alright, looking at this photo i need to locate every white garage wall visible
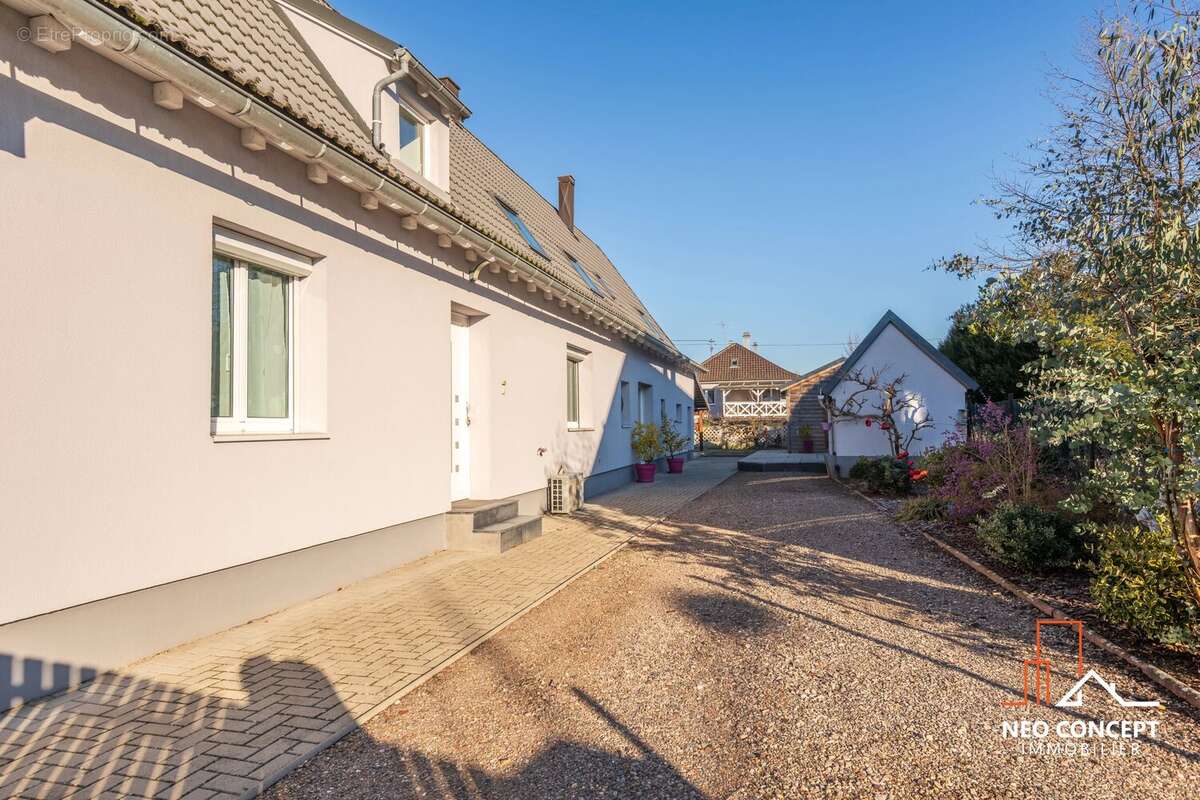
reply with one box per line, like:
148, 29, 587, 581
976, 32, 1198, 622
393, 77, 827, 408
830, 323, 970, 459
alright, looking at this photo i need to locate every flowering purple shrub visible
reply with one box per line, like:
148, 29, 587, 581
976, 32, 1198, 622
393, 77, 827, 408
929, 402, 1058, 524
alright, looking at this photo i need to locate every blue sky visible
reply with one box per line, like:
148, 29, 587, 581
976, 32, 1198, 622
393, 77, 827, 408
337, 0, 1099, 372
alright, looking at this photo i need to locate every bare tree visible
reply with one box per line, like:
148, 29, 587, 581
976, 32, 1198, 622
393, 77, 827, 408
826, 366, 934, 457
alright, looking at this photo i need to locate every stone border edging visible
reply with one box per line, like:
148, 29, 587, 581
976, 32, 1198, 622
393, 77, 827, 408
830, 477, 1200, 712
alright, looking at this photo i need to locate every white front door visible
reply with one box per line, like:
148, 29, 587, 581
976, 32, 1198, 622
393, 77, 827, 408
450, 320, 471, 501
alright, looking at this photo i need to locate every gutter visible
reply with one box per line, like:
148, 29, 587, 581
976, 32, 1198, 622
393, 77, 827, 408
28, 0, 684, 364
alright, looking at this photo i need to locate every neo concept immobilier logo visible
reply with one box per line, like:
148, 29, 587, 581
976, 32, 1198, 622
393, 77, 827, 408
1000, 619, 1162, 756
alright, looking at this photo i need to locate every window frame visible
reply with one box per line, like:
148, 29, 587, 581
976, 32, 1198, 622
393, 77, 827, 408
619, 380, 632, 428
496, 197, 549, 258
566, 252, 604, 296
395, 99, 427, 177
637, 382, 653, 424
593, 272, 618, 299
212, 229, 310, 436
566, 351, 585, 429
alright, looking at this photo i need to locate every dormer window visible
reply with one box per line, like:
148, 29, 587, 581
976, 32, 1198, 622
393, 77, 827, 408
396, 104, 425, 175
730, 357, 739, 368
497, 198, 548, 258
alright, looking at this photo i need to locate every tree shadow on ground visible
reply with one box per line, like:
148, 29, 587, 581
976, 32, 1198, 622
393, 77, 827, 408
2, 649, 704, 800
619, 472, 1200, 762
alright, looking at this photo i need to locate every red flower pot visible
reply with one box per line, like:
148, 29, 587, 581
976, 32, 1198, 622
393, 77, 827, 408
635, 462, 657, 482
667, 456, 685, 474
803, 440, 814, 453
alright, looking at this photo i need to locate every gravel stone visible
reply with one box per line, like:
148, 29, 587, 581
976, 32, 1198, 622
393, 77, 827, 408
266, 473, 1200, 799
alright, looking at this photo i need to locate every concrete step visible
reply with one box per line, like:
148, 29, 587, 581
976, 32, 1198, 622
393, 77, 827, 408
448, 498, 519, 529
447, 514, 542, 554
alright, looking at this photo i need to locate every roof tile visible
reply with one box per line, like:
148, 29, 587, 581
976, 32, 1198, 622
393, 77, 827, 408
97, 0, 674, 347
699, 343, 799, 385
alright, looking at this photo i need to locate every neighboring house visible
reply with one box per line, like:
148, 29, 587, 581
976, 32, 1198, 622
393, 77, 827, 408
785, 359, 844, 453
0, 0, 694, 706
697, 334, 799, 420
822, 311, 979, 472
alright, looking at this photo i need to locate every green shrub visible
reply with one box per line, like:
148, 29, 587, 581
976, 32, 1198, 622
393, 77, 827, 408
848, 456, 913, 495
974, 501, 1080, 572
1088, 522, 1199, 646
631, 422, 662, 463
848, 457, 884, 484
919, 446, 951, 489
896, 496, 948, 522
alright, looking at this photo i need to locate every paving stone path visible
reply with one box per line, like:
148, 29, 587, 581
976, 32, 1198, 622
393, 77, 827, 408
0, 458, 738, 800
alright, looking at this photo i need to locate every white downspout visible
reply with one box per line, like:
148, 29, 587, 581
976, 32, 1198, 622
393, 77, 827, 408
822, 394, 836, 477
371, 51, 411, 152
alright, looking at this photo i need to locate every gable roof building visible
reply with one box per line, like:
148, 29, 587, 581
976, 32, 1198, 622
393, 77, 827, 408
824, 310, 978, 394
823, 310, 978, 471
699, 342, 800, 386
697, 338, 799, 420
1, 0, 696, 710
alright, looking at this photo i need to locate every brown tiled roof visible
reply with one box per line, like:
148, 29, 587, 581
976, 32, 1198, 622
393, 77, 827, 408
448, 125, 673, 344
698, 343, 800, 385
103, 0, 377, 161
96, 0, 673, 349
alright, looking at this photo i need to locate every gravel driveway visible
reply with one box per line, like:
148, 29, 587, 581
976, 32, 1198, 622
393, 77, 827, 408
266, 473, 1200, 799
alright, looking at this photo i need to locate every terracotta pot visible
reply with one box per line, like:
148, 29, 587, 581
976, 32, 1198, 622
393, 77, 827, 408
667, 456, 685, 474
635, 462, 657, 482
803, 440, 814, 453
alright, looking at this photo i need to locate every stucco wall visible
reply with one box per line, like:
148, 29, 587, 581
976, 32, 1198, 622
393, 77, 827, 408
0, 11, 690, 627
829, 325, 968, 459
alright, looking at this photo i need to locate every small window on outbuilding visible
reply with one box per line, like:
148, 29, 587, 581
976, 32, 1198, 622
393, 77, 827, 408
730, 357, 739, 369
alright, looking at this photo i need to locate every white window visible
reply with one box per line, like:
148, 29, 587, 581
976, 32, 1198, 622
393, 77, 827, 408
620, 381, 631, 427
675, 403, 683, 423
638, 383, 653, 423
212, 228, 312, 435
566, 346, 590, 429
730, 357, 739, 369
567, 355, 581, 428
397, 104, 425, 175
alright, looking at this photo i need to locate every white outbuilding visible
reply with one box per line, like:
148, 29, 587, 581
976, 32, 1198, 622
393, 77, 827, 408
822, 310, 979, 473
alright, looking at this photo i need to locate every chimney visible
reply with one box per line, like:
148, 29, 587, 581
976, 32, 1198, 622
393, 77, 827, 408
557, 175, 575, 231
742, 331, 752, 348
438, 76, 461, 98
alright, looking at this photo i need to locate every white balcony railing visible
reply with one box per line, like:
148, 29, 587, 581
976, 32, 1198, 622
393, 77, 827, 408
722, 400, 787, 418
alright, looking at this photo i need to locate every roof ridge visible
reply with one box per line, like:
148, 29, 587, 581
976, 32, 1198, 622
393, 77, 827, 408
827, 310, 979, 391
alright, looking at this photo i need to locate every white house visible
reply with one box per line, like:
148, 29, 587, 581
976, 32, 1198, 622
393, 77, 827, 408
823, 311, 978, 473
0, 0, 694, 707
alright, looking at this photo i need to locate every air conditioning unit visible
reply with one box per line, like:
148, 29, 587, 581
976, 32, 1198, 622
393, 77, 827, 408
547, 473, 584, 514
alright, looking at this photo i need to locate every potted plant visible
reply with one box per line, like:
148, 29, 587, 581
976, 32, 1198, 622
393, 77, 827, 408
631, 421, 662, 482
798, 424, 814, 453
661, 412, 688, 473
